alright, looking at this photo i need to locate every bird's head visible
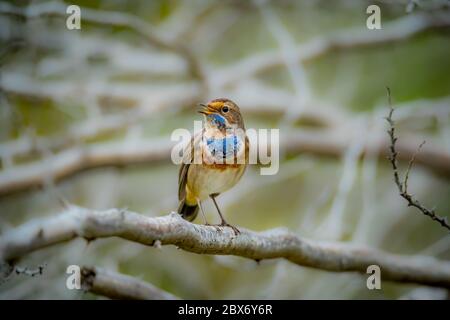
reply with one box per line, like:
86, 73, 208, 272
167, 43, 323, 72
198, 98, 244, 131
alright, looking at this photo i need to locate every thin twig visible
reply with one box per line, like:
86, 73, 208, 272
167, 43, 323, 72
0, 262, 46, 285
14, 264, 46, 277
404, 140, 425, 194
385, 87, 450, 231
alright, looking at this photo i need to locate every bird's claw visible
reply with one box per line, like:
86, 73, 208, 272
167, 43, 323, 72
220, 221, 240, 236
205, 222, 240, 236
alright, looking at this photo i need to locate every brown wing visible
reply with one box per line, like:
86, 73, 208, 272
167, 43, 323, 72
178, 130, 202, 201
178, 140, 192, 201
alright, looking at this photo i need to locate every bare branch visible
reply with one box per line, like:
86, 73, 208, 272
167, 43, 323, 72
385, 88, 450, 231
0, 138, 171, 196
0, 109, 148, 159
81, 266, 179, 300
283, 129, 450, 176
0, 71, 201, 107
0, 206, 449, 288
404, 140, 425, 194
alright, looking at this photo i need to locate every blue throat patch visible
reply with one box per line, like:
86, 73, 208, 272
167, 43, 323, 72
206, 135, 240, 159
208, 114, 226, 129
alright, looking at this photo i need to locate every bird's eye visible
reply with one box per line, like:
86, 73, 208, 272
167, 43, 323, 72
222, 106, 229, 113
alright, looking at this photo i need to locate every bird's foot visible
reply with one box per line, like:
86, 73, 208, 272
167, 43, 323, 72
219, 221, 240, 236
203, 222, 222, 232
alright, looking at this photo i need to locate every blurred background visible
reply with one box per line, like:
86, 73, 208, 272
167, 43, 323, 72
0, 0, 449, 299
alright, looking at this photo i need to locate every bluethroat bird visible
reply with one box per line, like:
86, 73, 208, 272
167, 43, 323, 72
177, 98, 249, 234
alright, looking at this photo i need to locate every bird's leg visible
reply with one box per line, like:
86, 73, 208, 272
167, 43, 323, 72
197, 199, 210, 225
210, 194, 240, 235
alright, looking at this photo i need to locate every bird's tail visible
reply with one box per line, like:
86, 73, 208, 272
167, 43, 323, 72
177, 200, 199, 222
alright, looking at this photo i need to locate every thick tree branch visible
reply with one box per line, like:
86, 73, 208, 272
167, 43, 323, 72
385, 88, 450, 231
81, 266, 179, 300
1, 206, 449, 288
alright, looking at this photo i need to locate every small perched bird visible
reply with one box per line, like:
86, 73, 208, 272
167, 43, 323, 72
177, 98, 248, 234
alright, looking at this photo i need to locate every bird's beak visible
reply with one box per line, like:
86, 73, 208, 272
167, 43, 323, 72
198, 103, 213, 115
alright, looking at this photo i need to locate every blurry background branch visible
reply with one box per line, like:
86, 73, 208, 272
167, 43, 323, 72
0, 1, 206, 85
0, 128, 448, 196
0, 138, 170, 196
212, 11, 450, 88
1, 206, 450, 289
81, 266, 179, 300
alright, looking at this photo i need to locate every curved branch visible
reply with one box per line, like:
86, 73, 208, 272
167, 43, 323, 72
0, 139, 171, 196
1, 206, 449, 288
81, 266, 179, 300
